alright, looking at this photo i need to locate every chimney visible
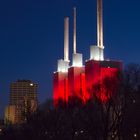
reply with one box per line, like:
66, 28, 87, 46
72, 8, 83, 67
64, 17, 69, 61
73, 7, 76, 54
97, 0, 104, 60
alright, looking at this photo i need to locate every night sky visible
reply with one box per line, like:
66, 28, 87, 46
0, 0, 140, 118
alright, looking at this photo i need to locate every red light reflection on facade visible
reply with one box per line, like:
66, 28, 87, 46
68, 67, 86, 102
53, 60, 122, 106
85, 60, 122, 102
53, 72, 68, 106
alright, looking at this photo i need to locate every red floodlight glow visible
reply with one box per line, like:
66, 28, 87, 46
85, 60, 122, 103
53, 60, 122, 106
53, 72, 68, 106
99, 67, 119, 102
68, 67, 86, 102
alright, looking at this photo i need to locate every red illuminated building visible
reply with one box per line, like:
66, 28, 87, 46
68, 66, 86, 102
53, 72, 68, 106
85, 60, 122, 102
53, 0, 123, 106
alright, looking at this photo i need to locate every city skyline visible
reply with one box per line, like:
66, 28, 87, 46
0, 0, 140, 118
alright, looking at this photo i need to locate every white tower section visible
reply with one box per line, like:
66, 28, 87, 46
57, 59, 69, 72
97, 0, 104, 60
72, 7, 83, 67
57, 17, 69, 72
90, 45, 100, 60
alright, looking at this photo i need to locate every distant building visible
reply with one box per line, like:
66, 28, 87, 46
5, 105, 22, 124
5, 80, 38, 125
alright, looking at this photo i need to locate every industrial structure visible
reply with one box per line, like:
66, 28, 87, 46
5, 80, 38, 124
53, 0, 122, 106
68, 8, 86, 102
53, 17, 69, 106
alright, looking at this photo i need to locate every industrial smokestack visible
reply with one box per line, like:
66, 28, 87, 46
72, 8, 83, 67
57, 17, 69, 72
97, 0, 104, 60
97, 0, 103, 48
73, 7, 76, 54
64, 17, 69, 61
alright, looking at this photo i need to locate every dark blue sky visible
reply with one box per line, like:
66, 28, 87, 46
0, 0, 140, 118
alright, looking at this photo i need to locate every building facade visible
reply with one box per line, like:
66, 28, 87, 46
85, 60, 122, 102
5, 80, 38, 125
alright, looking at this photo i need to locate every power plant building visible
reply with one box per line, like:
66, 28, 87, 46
53, 0, 123, 105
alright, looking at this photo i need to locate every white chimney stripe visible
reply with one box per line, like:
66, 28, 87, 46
64, 17, 69, 61
73, 7, 76, 54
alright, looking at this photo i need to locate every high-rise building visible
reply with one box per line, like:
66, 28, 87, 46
5, 80, 38, 124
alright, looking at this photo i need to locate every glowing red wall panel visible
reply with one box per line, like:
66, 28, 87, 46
85, 60, 100, 100
53, 72, 68, 106
68, 67, 86, 102
81, 72, 87, 102
99, 67, 119, 102
85, 60, 122, 102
